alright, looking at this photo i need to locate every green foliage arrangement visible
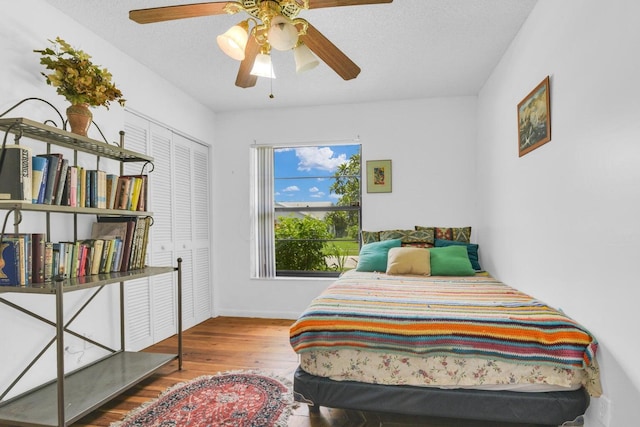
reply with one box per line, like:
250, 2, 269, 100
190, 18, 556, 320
327, 153, 361, 239
34, 37, 125, 109
275, 216, 331, 271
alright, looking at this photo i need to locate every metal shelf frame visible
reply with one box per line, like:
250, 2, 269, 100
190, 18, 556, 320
0, 114, 183, 427
0, 261, 183, 427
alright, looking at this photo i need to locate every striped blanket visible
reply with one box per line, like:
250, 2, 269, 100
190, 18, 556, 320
290, 271, 600, 391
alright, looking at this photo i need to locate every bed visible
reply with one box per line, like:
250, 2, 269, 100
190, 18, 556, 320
289, 264, 601, 426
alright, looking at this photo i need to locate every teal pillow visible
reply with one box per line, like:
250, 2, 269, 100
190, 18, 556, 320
356, 239, 402, 272
430, 245, 476, 276
435, 238, 482, 271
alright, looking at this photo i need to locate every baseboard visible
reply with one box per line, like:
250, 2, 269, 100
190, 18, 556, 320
214, 309, 299, 320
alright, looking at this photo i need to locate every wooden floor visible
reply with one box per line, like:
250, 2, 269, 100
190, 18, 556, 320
74, 317, 546, 427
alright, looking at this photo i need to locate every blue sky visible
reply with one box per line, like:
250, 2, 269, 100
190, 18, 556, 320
274, 145, 360, 203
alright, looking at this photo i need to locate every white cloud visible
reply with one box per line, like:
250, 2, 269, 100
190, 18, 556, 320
309, 187, 319, 193
296, 146, 347, 172
283, 186, 300, 192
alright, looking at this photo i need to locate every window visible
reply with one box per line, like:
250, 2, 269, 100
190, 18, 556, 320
252, 144, 361, 278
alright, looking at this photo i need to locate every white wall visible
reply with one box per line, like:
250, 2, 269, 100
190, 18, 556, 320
0, 0, 215, 398
212, 97, 478, 318
4, 0, 634, 424
476, 0, 640, 425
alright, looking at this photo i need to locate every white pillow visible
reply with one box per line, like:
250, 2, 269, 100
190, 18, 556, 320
386, 247, 431, 275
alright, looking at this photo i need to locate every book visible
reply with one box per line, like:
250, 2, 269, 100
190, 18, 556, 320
35, 153, 62, 204
104, 239, 116, 273
0, 239, 20, 286
0, 145, 32, 202
92, 221, 129, 272
44, 242, 53, 281
53, 159, 69, 205
52, 244, 60, 280
128, 177, 142, 211
3, 234, 29, 285
63, 242, 74, 279
31, 233, 46, 284
97, 170, 107, 209
111, 239, 124, 272
121, 175, 148, 211
78, 167, 86, 208
31, 156, 48, 203
90, 239, 105, 275
114, 176, 131, 210
86, 169, 95, 208
137, 216, 152, 269
71, 241, 80, 277
99, 239, 112, 274
96, 216, 137, 272
78, 241, 92, 277
128, 217, 150, 270
52, 242, 67, 279
106, 174, 118, 209
60, 166, 71, 206
137, 175, 148, 211
68, 166, 78, 207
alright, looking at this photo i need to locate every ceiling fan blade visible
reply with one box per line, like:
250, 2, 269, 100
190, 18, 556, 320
235, 36, 261, 88
129, 1, 234, 24
299, 23, 361, 80
307, 0, 393, 9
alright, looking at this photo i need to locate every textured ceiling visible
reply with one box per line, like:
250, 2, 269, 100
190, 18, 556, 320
44, 0, 537, 113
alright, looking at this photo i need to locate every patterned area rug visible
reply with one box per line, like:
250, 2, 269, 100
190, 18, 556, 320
111, 370, 295, 427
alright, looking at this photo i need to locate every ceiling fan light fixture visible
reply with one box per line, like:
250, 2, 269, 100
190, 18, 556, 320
267, 15, 299, 51
294, 42, 319, 73
217, 20, 250, 61
250, 52, 276, 79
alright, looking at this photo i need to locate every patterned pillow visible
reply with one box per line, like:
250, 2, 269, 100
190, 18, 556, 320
361, 230, 380, 244
416, 226, 471, 243
401, 242, 434, 248
379, 228, 435, 245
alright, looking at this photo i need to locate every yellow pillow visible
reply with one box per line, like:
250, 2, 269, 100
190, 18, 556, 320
386, 247, 431, 275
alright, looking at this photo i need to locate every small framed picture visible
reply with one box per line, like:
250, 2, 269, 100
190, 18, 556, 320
366, 159, 392, 193
517, 76, 551, 157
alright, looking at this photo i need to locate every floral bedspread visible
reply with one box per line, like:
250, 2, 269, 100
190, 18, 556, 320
290, 271, 601, 396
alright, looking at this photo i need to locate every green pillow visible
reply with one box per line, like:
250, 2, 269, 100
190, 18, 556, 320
356, 239, 402, 272
430, 245, 476, 276
435, 238, 482, 271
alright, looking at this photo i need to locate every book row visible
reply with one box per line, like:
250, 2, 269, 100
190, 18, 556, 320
0, 145, 147, 211
0, 216, 151, 287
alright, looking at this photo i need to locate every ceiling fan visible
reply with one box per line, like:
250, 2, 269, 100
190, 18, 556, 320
129, 0, 393, 88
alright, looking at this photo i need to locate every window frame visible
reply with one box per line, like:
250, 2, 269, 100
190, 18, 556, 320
251, 143, 362, 279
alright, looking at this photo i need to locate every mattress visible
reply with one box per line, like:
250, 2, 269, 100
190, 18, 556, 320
290, 270, 601, 397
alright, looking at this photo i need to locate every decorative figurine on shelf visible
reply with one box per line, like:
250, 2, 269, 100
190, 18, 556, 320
34, 37, 126, 137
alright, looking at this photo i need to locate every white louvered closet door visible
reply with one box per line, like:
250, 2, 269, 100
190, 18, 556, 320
148, 123, 179, 342
122, 114, 153, 350
173, 133, 211, 329
124, 112, 211, 348
192, 142, 211, 325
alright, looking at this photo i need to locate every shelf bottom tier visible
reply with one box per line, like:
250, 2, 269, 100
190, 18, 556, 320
0, 351, 177, 427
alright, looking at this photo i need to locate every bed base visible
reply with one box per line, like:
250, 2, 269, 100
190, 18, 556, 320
293, 366, 589, 426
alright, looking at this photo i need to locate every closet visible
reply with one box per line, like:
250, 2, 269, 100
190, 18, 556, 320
123, 112, 212, 350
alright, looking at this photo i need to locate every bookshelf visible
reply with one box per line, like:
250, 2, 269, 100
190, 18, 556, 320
0, 117, 182, 427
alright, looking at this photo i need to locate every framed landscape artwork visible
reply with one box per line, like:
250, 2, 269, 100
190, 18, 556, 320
517, 76, 551, 157
366, 159, 392, 193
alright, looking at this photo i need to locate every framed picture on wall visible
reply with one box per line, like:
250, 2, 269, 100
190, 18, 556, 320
366, 159, 392, 193
517, 76, 551, 157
